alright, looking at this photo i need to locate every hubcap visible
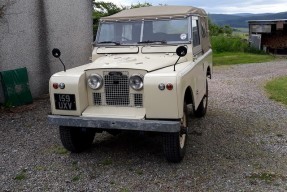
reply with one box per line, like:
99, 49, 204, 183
203, 96, 207, 108
180, 108, 187, 149
179, 133, 186, 149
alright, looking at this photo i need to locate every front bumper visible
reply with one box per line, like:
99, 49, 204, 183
48, 115, 181, 133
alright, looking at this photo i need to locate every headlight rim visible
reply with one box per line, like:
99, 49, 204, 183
129, 74, 144, 91
88, 73, 103, 90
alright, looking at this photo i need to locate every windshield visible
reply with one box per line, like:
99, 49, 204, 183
96, 18, 189, 45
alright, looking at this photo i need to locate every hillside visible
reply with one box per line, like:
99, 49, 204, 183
209, 12, 287, 28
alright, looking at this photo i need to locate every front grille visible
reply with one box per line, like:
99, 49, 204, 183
93, 92, 102, 105
92, 71, 144, 107
134, 94, 143, 107
104, 71, 130, 106
93, 93, 143, 107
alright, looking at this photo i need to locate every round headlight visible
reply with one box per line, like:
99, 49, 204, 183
129, 74, 143, 90
88, 74, 103, 90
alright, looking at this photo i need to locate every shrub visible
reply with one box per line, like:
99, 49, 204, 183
211, 35, 268, 54
211, 35, 249, 53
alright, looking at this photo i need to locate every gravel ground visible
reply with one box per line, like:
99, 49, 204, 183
1, 60, 287, 191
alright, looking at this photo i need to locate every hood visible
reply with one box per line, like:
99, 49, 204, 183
85, 54, 187, 72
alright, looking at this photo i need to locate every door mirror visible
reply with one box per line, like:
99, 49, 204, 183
52, 48, 61, 58
176, 46, 187, 57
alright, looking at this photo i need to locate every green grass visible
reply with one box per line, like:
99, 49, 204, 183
72, 175, 80, 182
14, 170, 27, 180
135, 169, 143, 175
120, 188, 130, 192
265, 76, 287, 106
248, 172, 278, 183
53, 145, 68, 155
211, 35, 276, 66
72, 161, 79, 171
101, 159, 113, 166
213, 52, 275, 66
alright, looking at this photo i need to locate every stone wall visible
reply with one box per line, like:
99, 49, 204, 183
0, 0, 93, 103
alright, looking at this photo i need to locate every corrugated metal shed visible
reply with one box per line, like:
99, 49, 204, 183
248, 19, 287, 54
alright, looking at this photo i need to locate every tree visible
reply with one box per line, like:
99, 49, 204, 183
208, 18, 232, 36
92, 1, 152, 36
92, 1, 124, 36
130, 2, 152, 9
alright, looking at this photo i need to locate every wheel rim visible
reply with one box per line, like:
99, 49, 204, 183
179, 133, 186, 149
203, 96, 207, 108
180, 107, 187, 149
203, 80, 208, 109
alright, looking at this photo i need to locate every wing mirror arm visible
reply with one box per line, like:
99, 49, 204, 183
174, 46, 187, 71
52, 48, 66, 72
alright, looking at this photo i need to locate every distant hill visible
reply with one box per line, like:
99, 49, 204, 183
209, 12, 287, 28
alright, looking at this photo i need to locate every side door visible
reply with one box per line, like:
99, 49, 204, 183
191, 16, 205, 103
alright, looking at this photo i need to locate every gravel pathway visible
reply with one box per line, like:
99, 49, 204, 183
1, 60, 287, 191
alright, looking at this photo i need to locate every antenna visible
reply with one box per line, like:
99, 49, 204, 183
174, 46, 187, 71
52, 48, 66, 72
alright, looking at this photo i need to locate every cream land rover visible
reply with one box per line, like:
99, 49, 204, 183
48, 6, 212, 163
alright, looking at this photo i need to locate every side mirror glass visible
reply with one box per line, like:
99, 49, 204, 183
176, 46, 187, 57
52, 48, 61, 58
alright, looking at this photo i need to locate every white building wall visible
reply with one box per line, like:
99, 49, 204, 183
0, 0, 93, 103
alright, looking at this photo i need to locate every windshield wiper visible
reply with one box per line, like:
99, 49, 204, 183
98, 41, 121, 45
137, 40, 166, 44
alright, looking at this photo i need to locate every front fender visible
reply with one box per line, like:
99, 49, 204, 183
144, 71, 179, 119
49, 70, 88, 116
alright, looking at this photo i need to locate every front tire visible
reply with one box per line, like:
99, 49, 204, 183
194, 79, 208, 118
59, 126, 96, 153
163, 103, 189, 163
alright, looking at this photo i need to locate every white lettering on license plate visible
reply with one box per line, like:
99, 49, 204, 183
54, 94, 76, 110
57, 102, 73, 110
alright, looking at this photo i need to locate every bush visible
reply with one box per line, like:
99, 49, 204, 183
211, 35, 268, 54
211, 35, 248, 53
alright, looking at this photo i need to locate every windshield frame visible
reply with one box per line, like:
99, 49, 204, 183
96, 17, 191, 46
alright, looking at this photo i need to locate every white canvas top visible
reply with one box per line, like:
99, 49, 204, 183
101, 6, 207, 21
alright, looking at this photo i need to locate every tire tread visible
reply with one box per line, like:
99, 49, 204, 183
59, 126, 95, 153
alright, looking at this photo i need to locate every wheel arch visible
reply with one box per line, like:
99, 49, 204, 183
184, 86, 194, 106
207, 66, 211, 79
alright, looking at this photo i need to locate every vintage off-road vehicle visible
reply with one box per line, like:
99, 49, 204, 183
48, 6, 212, 163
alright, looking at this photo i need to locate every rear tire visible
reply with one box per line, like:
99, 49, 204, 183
106, 129, 122, 136
194, 79, 208, 118
59, 126, 96, 153
163, 103, 189, 163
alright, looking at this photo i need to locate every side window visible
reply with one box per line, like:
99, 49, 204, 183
192, 19, 200, 47
153, 20, 188, 34
201, 20, 207, 38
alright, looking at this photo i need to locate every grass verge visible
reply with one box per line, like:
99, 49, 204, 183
14, 170, 27, 180
265, 76, 287, 106
213, 52, 275, 66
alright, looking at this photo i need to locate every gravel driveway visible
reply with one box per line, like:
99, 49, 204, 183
1, 61, 287, 191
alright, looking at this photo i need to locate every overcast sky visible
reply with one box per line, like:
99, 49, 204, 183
104, 0, 287, 14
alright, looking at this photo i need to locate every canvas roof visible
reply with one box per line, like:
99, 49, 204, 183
101, 6, 207, 21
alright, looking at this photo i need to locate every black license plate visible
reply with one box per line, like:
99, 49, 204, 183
54, 94, 76, 110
